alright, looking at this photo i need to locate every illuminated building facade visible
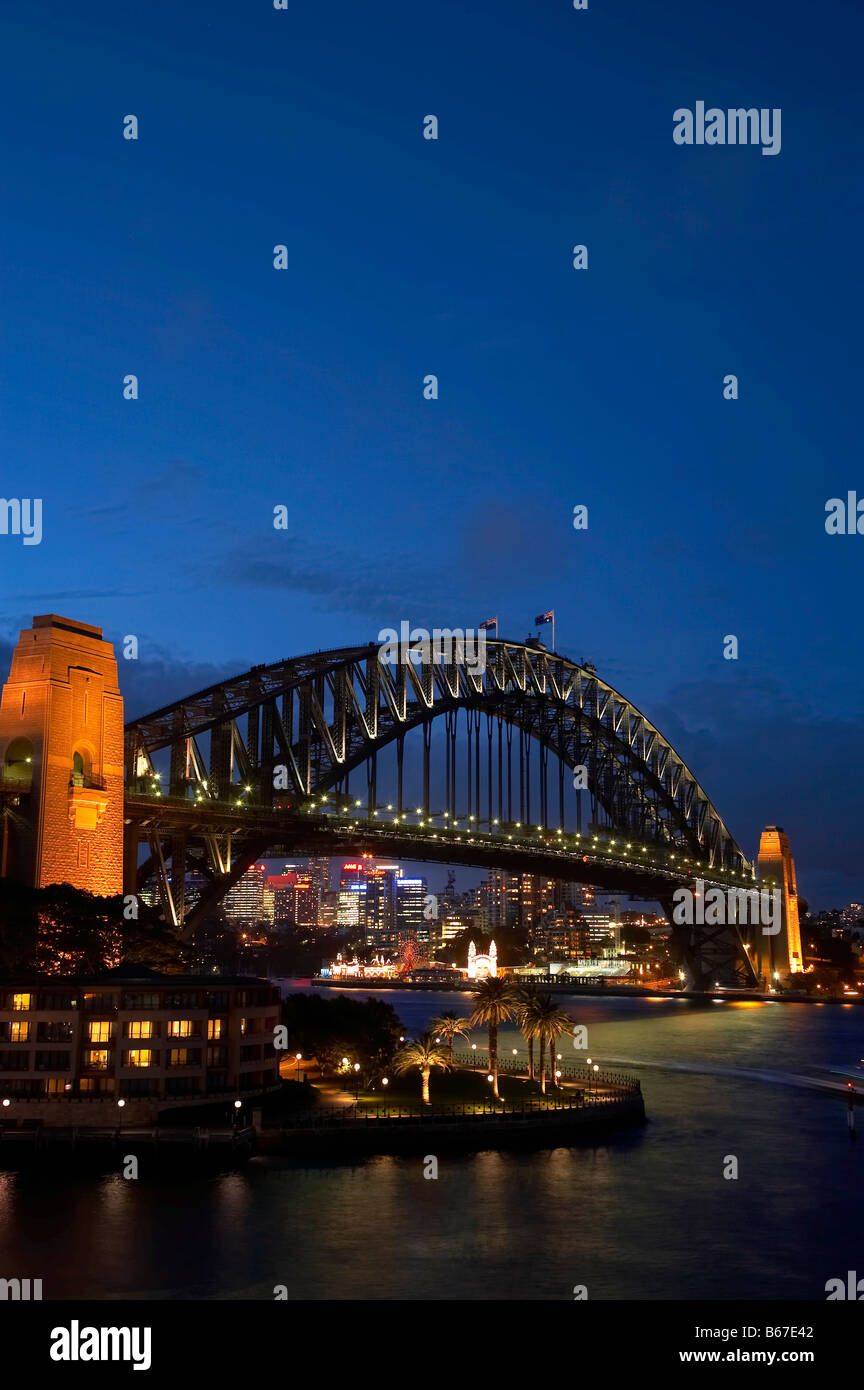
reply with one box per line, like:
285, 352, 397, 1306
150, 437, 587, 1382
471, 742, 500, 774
365, 864, 401, 949
266, 873, 298, 926
337, 862, 367, 930
397, 876, 426, 941
0, 972, 280, 1104
223, 863, 267, 923
467, 939, 497, 979
307, 856, 332, 923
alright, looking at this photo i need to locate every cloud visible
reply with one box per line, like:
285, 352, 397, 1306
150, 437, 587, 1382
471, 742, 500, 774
119, 648, 247, 722
649, 675, 864, 906
196, 535, 471, 625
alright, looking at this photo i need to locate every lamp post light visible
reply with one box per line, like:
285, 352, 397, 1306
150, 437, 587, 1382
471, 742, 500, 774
471, 1043, 477, 1071
233, 1098, 242, 1128
353, 1062, 361, 1102
592, 1063, 599, 1095
295, 1052, 302, 1082
117, 1098, 126, 1132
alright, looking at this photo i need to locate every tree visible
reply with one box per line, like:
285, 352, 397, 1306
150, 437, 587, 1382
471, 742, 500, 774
514, 983, 540, 1080
469, 977, 519, 1100
429, 1011, 472, 1062
0, 881, 184, 975
393, 1034, 450, 1105
280, 993, 403, 1079
522, 992, 574, 1094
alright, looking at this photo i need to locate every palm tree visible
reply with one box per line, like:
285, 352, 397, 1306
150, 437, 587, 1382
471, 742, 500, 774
515, 984, 541, 1081
523, 993, 574, 1095
393, 1034, 451, 1105
429, 1012, 472, 1063
469, 977, 519, 1100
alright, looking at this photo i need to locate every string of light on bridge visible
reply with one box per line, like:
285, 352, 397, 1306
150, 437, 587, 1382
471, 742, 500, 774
137, 777, 753, 886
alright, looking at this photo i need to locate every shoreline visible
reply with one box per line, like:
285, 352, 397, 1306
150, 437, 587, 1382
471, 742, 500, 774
304, 978, 859, 1004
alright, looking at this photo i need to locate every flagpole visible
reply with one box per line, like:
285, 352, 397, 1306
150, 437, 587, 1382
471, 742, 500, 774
551, 610, 555, 652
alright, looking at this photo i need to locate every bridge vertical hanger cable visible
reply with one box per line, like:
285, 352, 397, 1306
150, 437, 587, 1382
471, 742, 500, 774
466, 711, 475, 817
497, 716, 503, 824
558, 707, 565, 830
397, 733, 404, 815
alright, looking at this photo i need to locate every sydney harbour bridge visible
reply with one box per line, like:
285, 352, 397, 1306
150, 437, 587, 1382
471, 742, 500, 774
1, 615, 799, 992
121, 634, 769, 991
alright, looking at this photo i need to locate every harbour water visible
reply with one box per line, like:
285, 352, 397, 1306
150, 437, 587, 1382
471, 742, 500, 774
1, 989, 861, 1301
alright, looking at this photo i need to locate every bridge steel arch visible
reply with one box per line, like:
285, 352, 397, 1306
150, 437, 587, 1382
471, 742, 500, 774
123, 639, 756, 988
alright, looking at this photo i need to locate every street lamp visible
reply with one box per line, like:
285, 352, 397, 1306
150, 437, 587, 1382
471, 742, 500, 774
295, 1052, 302, 1081
353, 1062, 361, 1102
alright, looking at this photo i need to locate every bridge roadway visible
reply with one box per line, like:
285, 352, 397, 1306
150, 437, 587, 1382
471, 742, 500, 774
125, 792, 757, 907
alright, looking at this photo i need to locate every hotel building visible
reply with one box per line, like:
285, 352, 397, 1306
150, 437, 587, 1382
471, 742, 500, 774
0, 970, 280, 1103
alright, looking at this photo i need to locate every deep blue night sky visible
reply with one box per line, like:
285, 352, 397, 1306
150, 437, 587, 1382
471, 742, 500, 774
1, 0, 862, 906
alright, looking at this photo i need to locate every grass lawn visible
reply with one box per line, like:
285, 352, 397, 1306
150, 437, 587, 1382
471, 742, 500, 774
352, 1066, 581, 1114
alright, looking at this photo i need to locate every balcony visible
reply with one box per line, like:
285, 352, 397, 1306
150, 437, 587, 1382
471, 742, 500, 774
68, 774, 109, 830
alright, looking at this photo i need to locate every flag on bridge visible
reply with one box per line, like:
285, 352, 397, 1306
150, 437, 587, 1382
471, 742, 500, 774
534, 611, 554, 626
479, 617, 498, 630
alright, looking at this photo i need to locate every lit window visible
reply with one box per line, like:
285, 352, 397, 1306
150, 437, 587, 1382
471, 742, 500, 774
126, 1049, 152, 1069
167, 1020, 192, 1038
240, 1018, 248, 1036
87, 1049, 109, 1070
89, 1021, 112, 1043
207, 1019, 223, 1040
127, 1021, 152, 1040
44, 1079, 66, 1095
11, 993, 31, 1011
168, 1049, 189, 1067
10, 1021, 30, 1042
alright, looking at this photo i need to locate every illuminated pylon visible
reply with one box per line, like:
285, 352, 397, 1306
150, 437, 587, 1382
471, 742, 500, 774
0, 615, 124, 893
755, 826, 803, 988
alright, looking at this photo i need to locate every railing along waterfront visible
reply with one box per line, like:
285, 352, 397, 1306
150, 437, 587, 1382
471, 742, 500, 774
450, 1052, 639, 1088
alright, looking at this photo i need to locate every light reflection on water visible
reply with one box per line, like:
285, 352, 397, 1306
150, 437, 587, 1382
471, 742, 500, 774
1, 990, 862, 1300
